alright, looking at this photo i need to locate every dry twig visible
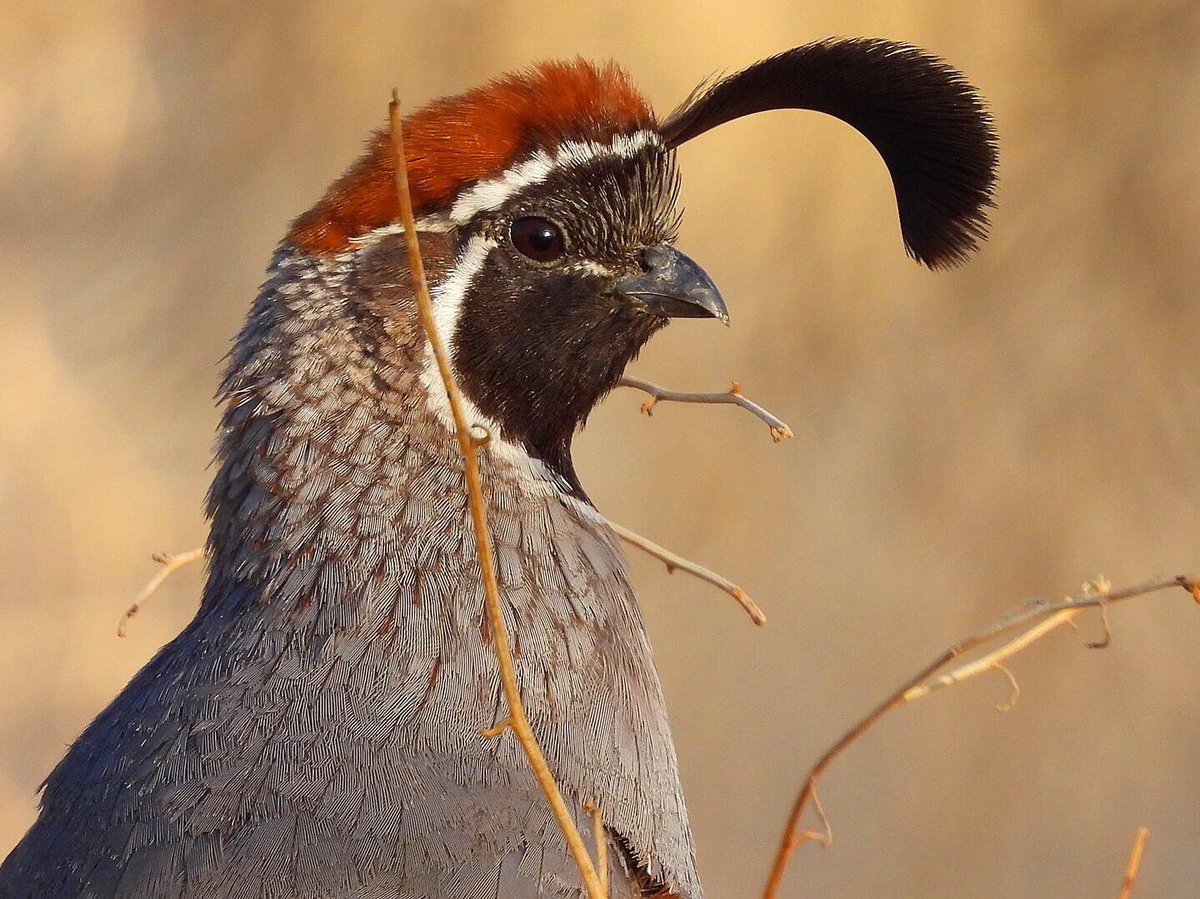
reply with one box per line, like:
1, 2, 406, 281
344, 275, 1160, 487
619, 376, 794, 442
116, 530, 765, 638
901, 607, 1077, 704
902, 576, 1113, 703
585, 802, 609, 898
609, 521, 765, 625
1118, 826, 1150, 899
762, 574, 1197, 899
389, 94, 606, 899
116, 548, 206, 638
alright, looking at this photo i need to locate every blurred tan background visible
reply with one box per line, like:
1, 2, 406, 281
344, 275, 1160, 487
2, 2, 1198, 896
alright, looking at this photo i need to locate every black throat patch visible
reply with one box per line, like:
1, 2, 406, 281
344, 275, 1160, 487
449, 145, 680, 496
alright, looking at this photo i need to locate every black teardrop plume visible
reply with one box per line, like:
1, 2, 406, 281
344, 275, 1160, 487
660, 38, 999, 269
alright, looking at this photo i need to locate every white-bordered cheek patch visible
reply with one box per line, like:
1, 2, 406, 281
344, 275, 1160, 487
413, 233, 569, 487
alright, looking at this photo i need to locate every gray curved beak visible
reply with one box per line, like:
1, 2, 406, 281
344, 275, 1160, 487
615, 245, 729, 326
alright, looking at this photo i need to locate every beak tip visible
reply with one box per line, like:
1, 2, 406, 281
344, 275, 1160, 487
703, 294, 731, 327
616, 244, 729, 326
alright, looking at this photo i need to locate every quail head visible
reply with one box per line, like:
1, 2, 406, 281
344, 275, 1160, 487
0, 38, 996, 898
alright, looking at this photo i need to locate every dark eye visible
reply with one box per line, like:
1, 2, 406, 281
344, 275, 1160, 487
510, 217, 565, 262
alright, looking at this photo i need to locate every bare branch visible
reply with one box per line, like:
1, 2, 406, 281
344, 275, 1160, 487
117, 523, 769, 637
389, 95, 606, 899
618, 376, 794, 442
117, 548, 206, 638
609, 521, 766, 625
1118, 826, 1150, 899
762, 574, 1197, 899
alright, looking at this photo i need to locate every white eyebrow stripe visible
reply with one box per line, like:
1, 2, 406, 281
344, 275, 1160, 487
449, 130, 662, 224
345, 213, 454, 247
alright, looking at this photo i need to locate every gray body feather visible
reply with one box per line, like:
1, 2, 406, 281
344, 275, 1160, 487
0, 238, 700, 898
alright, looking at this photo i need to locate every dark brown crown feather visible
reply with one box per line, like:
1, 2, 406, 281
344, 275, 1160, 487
660, 38, 998, 268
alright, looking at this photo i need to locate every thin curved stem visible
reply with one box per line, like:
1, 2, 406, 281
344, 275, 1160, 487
390, 95, 605, 899
609, 521, 765, 625
117, 548, 206, 638
763, 574, 1197, 899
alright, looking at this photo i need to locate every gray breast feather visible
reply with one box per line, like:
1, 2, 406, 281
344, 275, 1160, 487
0, 481, 698, 898
0, 245, 701, 898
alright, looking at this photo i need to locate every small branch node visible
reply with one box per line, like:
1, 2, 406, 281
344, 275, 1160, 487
808, 783, 833, 848
993, 662, 1021, 712
1081, 576, 1113, 650
470, 424, 492, 447
480, 717, 513, 739
1085, 599, 1113, 650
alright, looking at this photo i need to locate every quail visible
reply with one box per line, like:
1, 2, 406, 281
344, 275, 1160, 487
0, 38, 996, 898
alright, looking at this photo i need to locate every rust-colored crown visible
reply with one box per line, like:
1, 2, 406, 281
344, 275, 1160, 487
289, 59, 655, 255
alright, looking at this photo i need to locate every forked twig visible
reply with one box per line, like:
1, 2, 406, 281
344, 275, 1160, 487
116, 548, 206, 638
1118, 826, 1150, 899
763, 575, 1197, 899
901, 607, 1077, 703
118, 526, 763, 636
902, 578, 1113, 703
619, 376, 794, 442
609, 521, 766, 625
389, 94, 606, 899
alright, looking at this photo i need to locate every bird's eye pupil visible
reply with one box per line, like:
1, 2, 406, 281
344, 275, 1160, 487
527, 226, 555, 252
510, 217, 565, 262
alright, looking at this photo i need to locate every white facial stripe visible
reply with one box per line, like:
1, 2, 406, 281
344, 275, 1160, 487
449, 130, 661, 225
415, 232, 575, 493
428, 233, 493, 357
417, 233, 495, 435
347, 213, 453, 249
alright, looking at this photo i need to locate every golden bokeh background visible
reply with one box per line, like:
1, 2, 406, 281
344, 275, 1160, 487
2, 2, 1198, 896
